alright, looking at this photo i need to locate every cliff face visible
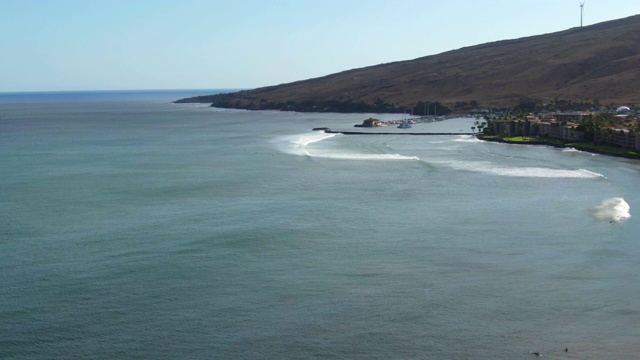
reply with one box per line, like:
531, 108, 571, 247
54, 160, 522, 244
178, 15, 640, 109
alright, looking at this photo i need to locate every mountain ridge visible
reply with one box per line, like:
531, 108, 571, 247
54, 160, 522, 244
177, 15, 640, 110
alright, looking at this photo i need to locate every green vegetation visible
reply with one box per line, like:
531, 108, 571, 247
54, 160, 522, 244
477, 134, 640, 160
566, 142, 640, 159
177, 93, 453, 114
175, 16, 640, 110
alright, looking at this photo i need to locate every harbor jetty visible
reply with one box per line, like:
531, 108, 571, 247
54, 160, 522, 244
315, 129, 475, 135
313, 115, 477, 135
353, 114, 460, 128
313, 114, 475, 135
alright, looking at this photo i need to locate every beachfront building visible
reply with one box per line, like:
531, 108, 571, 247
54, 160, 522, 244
596, 128, 640, 150
489, 118, 584, 141
489, 116, 640, 151
554, 111, 590, 123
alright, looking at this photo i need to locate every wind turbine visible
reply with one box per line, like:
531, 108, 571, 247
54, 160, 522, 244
579, 0, 586, 27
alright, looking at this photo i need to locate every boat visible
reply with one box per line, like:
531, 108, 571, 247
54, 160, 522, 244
398, 122, 412, 129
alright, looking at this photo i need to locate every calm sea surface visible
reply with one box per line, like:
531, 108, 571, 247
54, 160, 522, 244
1, 90, 639, 359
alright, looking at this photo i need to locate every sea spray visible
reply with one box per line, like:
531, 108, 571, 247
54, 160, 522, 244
592, 197, 631, 222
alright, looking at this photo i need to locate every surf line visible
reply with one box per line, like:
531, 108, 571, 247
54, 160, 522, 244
313, 128, 475, 136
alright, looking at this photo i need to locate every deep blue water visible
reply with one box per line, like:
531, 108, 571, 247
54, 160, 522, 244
1, 90, 639, 359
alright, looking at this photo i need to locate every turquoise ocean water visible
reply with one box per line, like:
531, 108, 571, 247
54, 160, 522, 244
1, 90, 639, 359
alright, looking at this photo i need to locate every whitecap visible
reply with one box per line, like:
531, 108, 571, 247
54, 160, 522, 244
486, 167, 605, 178
271, 132, 338, 155
434, 160, 605, 179
305, 152, 419, 161
561, 147, 597, 156
274, 132, 419, 160
292, 132, 337, 146
592, 197, 631, 222
453, 135, 481, 143
562, 147, 580, 152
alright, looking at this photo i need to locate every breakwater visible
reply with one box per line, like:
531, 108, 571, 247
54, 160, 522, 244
313, 128, 475, 136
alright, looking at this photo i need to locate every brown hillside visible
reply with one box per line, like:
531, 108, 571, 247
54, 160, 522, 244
180, 15, 640, 108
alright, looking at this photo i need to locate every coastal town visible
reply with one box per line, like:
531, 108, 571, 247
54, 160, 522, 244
342, 104, 640, 159
477, 105, 640, 155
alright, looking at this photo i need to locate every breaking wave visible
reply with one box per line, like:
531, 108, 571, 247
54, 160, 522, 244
304, 152, 419, 160
279, 132, 419, 161
292, 132, 337, 146
592, 198, 631, 222
486, 166, 604, 178
562, 147, 596, 156
453, 135, 482, 143
434, 160, 605, 178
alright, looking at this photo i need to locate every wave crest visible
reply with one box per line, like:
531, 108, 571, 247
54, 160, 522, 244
279, 132, 419, 161
292, 133, 337, 146
592, 197, 631, 222
436, 160, 605, 178
487, 167, 604, 178
453, 135, 481, 143
305, 153, 419, 160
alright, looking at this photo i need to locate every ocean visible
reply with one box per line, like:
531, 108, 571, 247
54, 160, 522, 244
1, 90, 639, 359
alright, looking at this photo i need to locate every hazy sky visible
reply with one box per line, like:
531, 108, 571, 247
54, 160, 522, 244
1, 0, 639, 92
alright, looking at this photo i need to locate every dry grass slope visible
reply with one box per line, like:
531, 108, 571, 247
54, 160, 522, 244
179, 15, 640, 109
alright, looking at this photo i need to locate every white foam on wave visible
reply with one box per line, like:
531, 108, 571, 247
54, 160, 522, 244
453, 135, 481, 143
292, 132, 337, 146
430, 135, 479, 144
434, 160, 605, 178
278, 132, 420, 161
592, 197, 631, 222
561, 147, 597, 156
562, 147, 580, 152
271, 132, 337, 155
487, 167, 604, 178
305, 152, 419, 160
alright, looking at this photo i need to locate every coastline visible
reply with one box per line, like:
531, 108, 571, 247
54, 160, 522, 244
311, 127, 640, 160
476, 134, 640, 160
321, 129, 474, 136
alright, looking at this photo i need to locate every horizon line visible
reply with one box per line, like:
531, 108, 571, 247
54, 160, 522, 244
0, 88, 246, 95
